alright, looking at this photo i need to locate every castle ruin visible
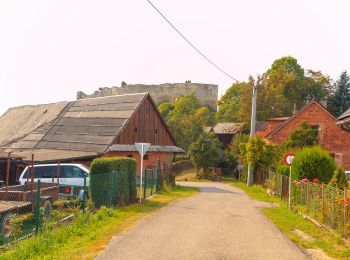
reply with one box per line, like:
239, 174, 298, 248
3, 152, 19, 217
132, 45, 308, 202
77, 82, 218, 110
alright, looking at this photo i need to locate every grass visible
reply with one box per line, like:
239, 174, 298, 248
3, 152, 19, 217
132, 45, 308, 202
0, 186, 198, 260
225, 179, 281, 203
175, 169, 212, 182
226, 179, 350, 259
263, 205, 350, 259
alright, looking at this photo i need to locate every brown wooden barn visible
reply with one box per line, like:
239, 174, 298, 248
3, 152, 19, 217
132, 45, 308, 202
0, 93, 183, 179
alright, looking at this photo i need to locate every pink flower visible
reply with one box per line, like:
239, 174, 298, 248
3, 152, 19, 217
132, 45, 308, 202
302, 178, 308, 183
312, 178, 319, 183
295, 181, 301, 186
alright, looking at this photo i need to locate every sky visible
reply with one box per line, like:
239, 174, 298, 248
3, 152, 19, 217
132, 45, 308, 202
0, 0, 349, 115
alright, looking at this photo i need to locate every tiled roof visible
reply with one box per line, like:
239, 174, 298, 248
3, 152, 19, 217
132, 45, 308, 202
212, 123, 244, 134
338, 108, 350, 123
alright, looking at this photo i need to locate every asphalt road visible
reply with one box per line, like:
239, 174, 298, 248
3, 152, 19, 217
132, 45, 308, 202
96, 182, 308, 260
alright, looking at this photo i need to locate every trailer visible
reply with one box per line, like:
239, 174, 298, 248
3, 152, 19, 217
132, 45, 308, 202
0, 182, 58, 238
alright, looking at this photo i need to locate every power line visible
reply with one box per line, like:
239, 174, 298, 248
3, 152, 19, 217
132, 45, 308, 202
146, 0, 239, 83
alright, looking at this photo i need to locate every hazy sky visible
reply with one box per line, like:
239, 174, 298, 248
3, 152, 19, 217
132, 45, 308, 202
1, 0, 349, 115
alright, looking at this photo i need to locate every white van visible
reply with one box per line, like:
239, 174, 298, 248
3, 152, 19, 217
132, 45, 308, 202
19, 163, 90, 198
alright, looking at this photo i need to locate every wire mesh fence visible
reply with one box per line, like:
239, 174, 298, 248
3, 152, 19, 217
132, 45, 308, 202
292, 181, 349, 236
274, 173, 350, 237
0, 178, 87, 247
136, 168, 159, 200
144, 169, 159, 199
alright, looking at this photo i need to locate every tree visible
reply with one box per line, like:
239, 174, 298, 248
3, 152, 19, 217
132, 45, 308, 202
158, 93, 216, 150
329, 167, 348, 190
292, 146, 336, 182
286, 122, 318, 148
216, 76, 254, 124
188, 133, 223, 172
328, 71, 350, 116
240, 136, 279, 174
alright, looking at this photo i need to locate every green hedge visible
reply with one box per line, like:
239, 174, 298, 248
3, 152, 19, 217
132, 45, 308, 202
292, 146, 336, 183
90, 157, 137, 208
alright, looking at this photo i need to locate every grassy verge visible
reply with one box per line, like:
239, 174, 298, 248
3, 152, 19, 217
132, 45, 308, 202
227, 180, 281, 203
0, 186, 198, 260
175, 169, 212, 182
228, 180, 349, 259
263, 205, 350, 259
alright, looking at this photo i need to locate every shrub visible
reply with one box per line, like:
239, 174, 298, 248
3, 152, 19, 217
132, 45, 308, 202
292, 146, 336, 183
90, 157, 137, 208
329, 167, 348, 190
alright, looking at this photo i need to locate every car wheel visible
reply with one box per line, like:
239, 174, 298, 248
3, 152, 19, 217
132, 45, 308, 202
1, 212, 13, 238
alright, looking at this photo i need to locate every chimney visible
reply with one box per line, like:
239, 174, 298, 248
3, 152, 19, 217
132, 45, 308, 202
320, 99, 327, 108
292, 104, 297, 115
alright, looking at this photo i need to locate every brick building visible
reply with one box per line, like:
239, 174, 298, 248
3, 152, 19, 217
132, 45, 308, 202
257, 101, 350, 170
0, 93, 183, 178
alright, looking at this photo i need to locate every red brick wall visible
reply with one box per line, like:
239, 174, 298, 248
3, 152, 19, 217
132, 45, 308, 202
267, 102, 350, 170
103, 151, 173, 175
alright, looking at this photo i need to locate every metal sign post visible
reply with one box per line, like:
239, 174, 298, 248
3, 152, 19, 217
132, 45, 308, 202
285, 153, 295, 208
135, 143, 151, 203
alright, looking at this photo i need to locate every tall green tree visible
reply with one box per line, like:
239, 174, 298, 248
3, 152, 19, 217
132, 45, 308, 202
329, 71, 350, 116
188, 133, 223, 172
158, 93, 216, 150
217, 56, 332, 123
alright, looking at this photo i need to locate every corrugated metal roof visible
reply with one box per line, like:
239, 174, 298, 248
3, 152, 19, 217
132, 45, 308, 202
4, 93, 147, 153
108, 144, 184, 153
0, 102, 69, 146
212, 123, 244, 134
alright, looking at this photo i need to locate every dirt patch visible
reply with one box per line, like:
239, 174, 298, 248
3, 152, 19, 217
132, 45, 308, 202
306, 248, 333, 260
294, 229, 315, 242
255, 201, 280, 208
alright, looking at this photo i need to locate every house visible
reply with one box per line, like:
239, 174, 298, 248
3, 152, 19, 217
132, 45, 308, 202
256, 100, 350, 170
205, 123, 244, 148
0, 93, 183, 178
337, 107, 350, 131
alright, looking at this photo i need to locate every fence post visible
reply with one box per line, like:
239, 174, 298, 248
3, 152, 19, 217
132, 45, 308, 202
82, 176, 87, 213
344, 188, 347, 236
143, 169, 147, 200
306, 181, 310, 214
150, 170, 154, 196
156, 160, 160, 193
35, 180, 41, 236
321, 183, 325, 224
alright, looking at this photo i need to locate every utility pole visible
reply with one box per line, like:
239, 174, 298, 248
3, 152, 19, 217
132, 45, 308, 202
247, 83, 257, 186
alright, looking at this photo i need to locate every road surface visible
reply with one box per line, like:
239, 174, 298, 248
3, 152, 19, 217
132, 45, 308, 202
96, 181, 308, 260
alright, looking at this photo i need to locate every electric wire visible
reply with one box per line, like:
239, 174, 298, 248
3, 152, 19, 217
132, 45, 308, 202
146, 0, 239, 82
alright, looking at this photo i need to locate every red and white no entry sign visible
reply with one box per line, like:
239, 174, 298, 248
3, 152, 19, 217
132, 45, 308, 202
284, 153, 295, 166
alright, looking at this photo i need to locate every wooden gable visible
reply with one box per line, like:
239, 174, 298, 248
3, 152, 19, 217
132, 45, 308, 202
112, 94, 176, 146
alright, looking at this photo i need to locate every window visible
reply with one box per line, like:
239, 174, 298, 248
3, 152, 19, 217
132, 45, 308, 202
23, 166, 57, 179
127, 154, 133, 158
60, 166, 87, 178
134, 127, 138, 132
143, 155, 149, 160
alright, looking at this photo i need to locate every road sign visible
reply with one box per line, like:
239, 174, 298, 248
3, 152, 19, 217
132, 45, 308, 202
135, 143, 151, 157
284, 153, 295, 166
135, 143, 151, 203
